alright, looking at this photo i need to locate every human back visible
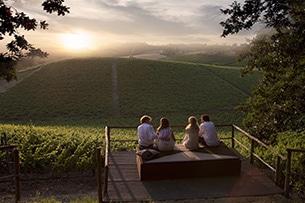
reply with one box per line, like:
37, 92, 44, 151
199, 114, 220, 146
183, 116, 199, 150
137, 115, 158, 149
156, 118, 176, 151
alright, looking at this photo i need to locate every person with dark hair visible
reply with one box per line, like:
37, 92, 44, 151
137, 115, 158, 150
198, 114, 220, 146
155, 117, 176, 151
182, 116, 200, 150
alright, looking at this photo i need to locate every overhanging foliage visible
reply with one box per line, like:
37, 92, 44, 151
0, 0, 69, 81
221, 0, 305, 143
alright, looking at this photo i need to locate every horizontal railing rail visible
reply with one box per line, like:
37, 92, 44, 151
0, 145, 20, 202
231, 124, 286, 187
97, 124, 303, 201
284, 148, 305, 196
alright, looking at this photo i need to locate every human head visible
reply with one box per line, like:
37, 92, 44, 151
140, 115, 152, 124
188, 116, 198, 125
201, 114, 210, 122
159, 117, 170, 128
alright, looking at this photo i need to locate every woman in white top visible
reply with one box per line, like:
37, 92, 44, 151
156, 117, 176, 151
182, 116, 200, 150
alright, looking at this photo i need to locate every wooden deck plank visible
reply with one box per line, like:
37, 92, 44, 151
137, 143, 241, 180
104, 148, 283, 202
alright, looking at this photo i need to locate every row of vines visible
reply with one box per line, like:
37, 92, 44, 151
0, 123, 103, 176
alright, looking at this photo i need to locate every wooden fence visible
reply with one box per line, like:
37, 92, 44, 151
0, 133, 20, 203
97, 124, 304, 202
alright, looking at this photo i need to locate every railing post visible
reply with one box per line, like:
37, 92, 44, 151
231, 125, 235, 148
13, 149, 20, 203
103, 165, 108, 195
284, 149, 291, 197
3, 133, 13, 174
103, 126, 110, 195
96, 147, 103, 203
275, 156, 281, 187
106, 127, 110, 153
250, 139, 255, 164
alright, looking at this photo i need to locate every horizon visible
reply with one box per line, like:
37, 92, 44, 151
1, 0, 261, 57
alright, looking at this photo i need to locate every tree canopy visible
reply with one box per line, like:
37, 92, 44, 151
220, 0, 305, 142
0, 0, 69, 81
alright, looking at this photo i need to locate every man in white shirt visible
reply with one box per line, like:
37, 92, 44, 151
198, 114, 220, 146
138, 115, 158, 149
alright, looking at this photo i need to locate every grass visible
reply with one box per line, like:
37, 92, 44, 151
0, 57, 259, 126
0, 56, 261, 174
163, 51, 246, 67
2, 55, 303, 202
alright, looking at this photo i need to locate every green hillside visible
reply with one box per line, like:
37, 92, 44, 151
0, 57, 261, 127
0, 57, 263, 174
163, 51, 245, 67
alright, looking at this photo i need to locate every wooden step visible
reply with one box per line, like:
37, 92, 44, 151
136, 142, 241, 180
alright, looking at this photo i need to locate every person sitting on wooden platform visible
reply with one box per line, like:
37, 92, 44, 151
155, 117, 176, 152
182, 116, 200, 150
198, 114, 220, 147
137, 115, 159, 150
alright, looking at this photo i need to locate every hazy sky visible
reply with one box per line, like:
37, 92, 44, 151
2, 0, 259, 55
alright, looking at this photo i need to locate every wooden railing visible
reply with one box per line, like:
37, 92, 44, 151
0, 133, 20, 203
96, 124, 303, 202
231, 124, 286, 186
284, 148, 305, 197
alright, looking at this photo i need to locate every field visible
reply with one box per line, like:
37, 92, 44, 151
0, 57, 260, 126
163, 51, 245, 67
0, 54, 267, 201
0, 55, 262, 171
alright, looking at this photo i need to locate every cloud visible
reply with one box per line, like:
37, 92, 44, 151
1, 0, 259, 54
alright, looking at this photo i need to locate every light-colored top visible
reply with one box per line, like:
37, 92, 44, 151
138, 123, 158, 147
156, 128, 175, 151
199, 121, 220, 146
183, 128, 199, 150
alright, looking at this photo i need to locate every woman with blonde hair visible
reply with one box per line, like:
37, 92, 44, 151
182, 116, 200, 150
155, 117, 176, 151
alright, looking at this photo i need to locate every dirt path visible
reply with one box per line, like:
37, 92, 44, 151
0, 176, 291, 203
0, 175, 97, 202
0, 183, 291, 203
111, 58, 120, 117
0, 67, 42, 93
202, 67, 251, 97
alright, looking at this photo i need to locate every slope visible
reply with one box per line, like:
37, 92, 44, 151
0, 57, 260, 126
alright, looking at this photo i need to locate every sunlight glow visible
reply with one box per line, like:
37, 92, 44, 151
60, 31, 94, 51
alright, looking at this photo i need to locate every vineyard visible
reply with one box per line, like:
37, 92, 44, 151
1, 54, 305, 202
0, 55, 261, 175
0, 54, 260, 173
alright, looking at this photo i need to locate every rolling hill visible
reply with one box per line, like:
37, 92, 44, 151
0, 57, 261, 127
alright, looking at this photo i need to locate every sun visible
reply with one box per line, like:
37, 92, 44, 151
60, 31, 94, 51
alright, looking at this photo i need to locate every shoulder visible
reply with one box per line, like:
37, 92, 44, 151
207, 121, 214, 126
138, 123, 150, 128
160, 128, 170, 132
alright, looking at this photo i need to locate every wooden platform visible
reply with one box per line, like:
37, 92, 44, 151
137, 143, 241, 180
104, 146, 284, 202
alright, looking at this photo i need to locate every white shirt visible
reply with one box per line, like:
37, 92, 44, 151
199, 121, 220, 146
183, 128, 199, 150
138, 123, 158, 147
156, 128, 175, 151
